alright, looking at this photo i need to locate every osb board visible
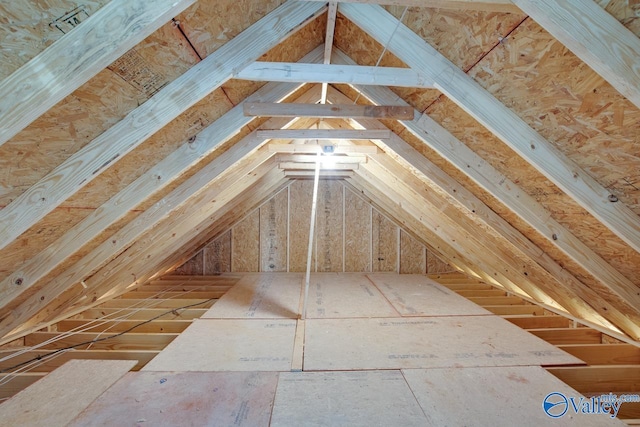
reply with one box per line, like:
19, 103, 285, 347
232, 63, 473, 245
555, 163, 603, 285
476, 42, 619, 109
204, 273, 302, 319
372, 209, 398, 272
368, 274, 491, 316
315, 180, 344, 272
344, 186, 371, 272
232, 210, 260, 272
288, 180, 313, 272
427, 250, 455, 274
304, 273, 399, 318
402, 366, 625, 426
271, 371, 428, 427
69, 371, 278, 427
303, 316, 583, 371
143, 318, 296, 372
203, 230, 232, 274
399, 230, 426, 274
0, 359, 135, 427
0, 0, 110, 79
260, 188, 288, 272
173, 250, 204, 275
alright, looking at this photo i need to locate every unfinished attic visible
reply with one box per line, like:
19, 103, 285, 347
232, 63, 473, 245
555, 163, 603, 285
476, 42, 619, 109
0, 0, 639, 424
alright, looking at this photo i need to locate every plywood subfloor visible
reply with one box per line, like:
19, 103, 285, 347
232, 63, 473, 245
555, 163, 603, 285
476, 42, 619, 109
203, 273, 302, 319
403, 366, 625, 426
0, 359, 135, 427
270, 371, 428, 426
304, 316, 583, 371
304, 273, 399, 318
69, 371, 279, 427
368, 273, 492, 316
142, 318, 296, 372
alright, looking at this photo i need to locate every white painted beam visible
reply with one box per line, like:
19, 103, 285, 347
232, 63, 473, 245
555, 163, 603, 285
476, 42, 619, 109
340, 3, 640, 254
0, 0, 197, 148
0, 0, 326, 251
236, 62, 433, 88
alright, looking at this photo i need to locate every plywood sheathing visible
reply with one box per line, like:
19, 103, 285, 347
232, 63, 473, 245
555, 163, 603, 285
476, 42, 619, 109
333, 7, 640, 290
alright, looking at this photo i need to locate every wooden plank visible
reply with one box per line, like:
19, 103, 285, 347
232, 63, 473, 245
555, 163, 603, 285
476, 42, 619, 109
344, 186, 372, 271
56, 319, 192, 334
0, 0, 196, 148
232, 211, 261, 272
321, 2, 338, 103
118, 291, 225, 299
0, 350, 155, 372
315, 181, 344, 271
280, 162, 359, 170
528, 328, 603, 345
0, 360, 135, 427
72, 308, 207, 321
203, 274, 303, 319
399, 230, 426, 274
0, 0, 326, 251
0, 373, 45, 400
455, 289, 507, 297
289, 180, 314, 272
270, 371, 428, 426
24, 332, 179, 351
97, 298, 214, 309
483, 305, 545, 316
305, 273, 398, 318
293, 0, 520, 13
546, 366, 640, 393
68, 371, 279, 427
291, 319, 305, 371
142, 319, 296, 372
269, 143, 378, 154
245, 102, 415, 119
466, 296, 524, 305
511, 0, 640, 110
304, 316, 583, 371
503, 315, 572, 329
368, 274, 491, 316
203, 231, 232, 275
339, 4, 640, 255
403, 366, 618, 427
260, 189, 288, 272
258, 129, 390, 140
558, 344, 640, 366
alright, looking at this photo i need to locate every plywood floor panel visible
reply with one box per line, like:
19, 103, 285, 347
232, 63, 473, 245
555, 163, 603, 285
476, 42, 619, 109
270, 371, 428, 427
304, 273, 400, 318
69, 371, 278, 427
142, 319, 296, 372
0, 360, 135, 427
368, 273, 492, 316
304, 316, 583, 371
403, 366, 624, 426
203, 273, 303, 319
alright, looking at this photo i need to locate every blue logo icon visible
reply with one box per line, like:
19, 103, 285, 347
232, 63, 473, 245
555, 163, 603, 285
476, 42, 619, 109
543, 392, 569, 418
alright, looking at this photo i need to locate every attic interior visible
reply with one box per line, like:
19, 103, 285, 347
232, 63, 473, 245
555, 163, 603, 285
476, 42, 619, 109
0, 0, 639, 424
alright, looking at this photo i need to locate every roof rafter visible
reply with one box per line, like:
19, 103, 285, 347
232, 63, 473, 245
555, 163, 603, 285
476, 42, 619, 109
511, 0, 640, 110
339, 3, 640, 254
0, 0, 197, 148
0, 0, 326, 251
330, 49, 640, 323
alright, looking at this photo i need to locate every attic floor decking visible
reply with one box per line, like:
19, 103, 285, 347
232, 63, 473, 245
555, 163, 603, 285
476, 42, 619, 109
68, 273, 623, 425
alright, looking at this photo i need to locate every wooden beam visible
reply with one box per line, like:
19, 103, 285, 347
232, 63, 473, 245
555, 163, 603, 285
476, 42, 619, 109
55, 320, 191, 334
276, 154, 367, 163
285, 171, 352, 178
73, 308, 208, 321
257, 129, 390, 140
279, 162, 359, 170
24, 331, 179, 351
0, 0, 326, 251
528, 327, 603, 345
558, 344, 640, 365
340, 3, 640, 254
322, 2, 339, 103
294, 0, 521, 14
269, 144, 378, 154
503, 315, 572, 329
0, 349, 156, 372
245, 102, 414, 119
511, 0, 640, 110
0, 50, 324, 312
0, 0, 196, 148
332, 50, 640, 334
237, 63, 433, 88
546, 366, 640, 393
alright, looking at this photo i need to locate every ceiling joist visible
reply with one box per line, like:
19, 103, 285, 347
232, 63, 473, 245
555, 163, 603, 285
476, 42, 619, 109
293, 0, 521, 14
244, 102, 413, 119
257, 129, 390, 140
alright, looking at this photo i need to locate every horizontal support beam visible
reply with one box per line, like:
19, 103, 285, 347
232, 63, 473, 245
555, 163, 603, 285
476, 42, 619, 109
558, 344, 640, 366
0, 349, 156, 372
237, 63, 433, 89
24, 331, 179, 351
546, 366, 640, 393
285, 170, 352, 178
244, 102, 414, 119
276, 154, 367, 163
279, 162, 359, 170
269, 144, 378, 154
258, 129, 390, 140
